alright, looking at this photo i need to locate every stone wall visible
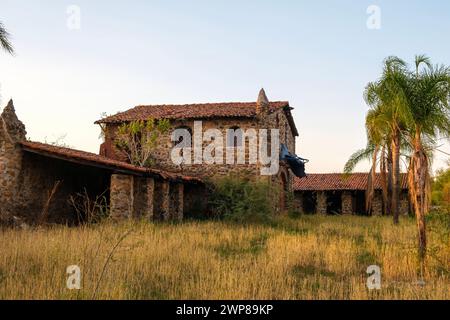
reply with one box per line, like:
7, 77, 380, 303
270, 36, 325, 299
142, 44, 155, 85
0, 100, 26, 218
101, 107, 297, 210
110, 174, 134, 219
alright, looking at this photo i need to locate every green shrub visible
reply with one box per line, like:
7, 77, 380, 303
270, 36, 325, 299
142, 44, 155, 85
208, 176, 278, 223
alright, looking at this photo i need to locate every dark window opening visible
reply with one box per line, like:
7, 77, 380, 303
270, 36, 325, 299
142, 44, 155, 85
353, 191, 367, 216
302, 191, 317, 214
326, 191, 342, 215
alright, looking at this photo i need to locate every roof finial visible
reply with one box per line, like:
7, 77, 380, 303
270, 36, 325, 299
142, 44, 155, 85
257, 88, 269, 105
1, 98, 27, 142
256, 88, 269, 115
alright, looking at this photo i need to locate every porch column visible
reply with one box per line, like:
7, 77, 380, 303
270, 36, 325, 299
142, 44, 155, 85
145, 177, 155, 220
316, 191, 327, 215
174, 183, 184, 221
342, 191, 353, 215
160, 180, 170, 221
110, 174, 134, 219
372, 192, 383, 216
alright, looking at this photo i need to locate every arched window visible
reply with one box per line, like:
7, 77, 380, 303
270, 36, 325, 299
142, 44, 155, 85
226, 126, 243, 148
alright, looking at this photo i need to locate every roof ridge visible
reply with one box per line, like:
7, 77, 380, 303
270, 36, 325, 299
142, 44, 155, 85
133, 101, 289, 107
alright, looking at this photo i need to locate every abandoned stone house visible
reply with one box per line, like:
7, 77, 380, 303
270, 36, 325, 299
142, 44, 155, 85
0, 89, 300, 224
96, 88, 299, 211
293, 173, 410, 215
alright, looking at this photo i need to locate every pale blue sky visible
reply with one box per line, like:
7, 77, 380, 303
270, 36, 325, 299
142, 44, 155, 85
1, 0, 449, 173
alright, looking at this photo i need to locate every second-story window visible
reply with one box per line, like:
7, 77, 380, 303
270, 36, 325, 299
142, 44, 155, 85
172, 126, 192, 157
226, 126, 243, 148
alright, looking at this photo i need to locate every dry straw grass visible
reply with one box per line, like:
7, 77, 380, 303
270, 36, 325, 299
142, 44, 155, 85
0, 215, 448, 299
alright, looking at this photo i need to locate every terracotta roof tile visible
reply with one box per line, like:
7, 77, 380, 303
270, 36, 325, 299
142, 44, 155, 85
293, 173, 408, 191
95, 102, 290, 124
20, 141, 202, 183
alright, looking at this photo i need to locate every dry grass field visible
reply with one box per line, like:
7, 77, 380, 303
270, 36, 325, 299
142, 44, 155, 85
0, 215, 448, 300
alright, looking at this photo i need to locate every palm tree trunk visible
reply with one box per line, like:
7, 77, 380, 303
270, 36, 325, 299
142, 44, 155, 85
409, 128, 428, 263
366, 146, 379, 214
391, 132, 401, 224
387, 147, 393, 215
380, 147, 389, 215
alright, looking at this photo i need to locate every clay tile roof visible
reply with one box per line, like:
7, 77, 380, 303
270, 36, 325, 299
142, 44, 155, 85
20, 141, 202, 184
95, 102, 289, 123
293, 173, 408, 191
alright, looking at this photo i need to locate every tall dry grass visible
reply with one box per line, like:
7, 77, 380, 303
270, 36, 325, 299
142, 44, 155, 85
0, 215, 448, 299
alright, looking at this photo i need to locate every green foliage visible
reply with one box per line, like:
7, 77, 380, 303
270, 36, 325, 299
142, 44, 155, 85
208, 176, 278, 223
432, 168, 450, 210
114, 119, 170, 167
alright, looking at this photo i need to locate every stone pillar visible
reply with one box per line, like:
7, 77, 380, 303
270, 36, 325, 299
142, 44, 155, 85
372, 192, 383, 216
173, 183, 184, 221
316, 191, 327, 215
341, 191, 353, 215
145, 178, 155, 220
160, 180, 170, 221
110, 174, 134, 219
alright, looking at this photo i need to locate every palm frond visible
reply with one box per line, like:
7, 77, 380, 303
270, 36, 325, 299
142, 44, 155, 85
344, 144, 376, 175
0, 22, 14, 55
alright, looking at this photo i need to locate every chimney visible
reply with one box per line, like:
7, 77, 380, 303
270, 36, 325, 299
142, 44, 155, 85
0, 99, 27, 143
256, 88, 269, 115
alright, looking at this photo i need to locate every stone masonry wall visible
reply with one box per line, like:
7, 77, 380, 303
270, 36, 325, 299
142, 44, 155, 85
102, 108, 297, 212
110, 174, 134, 219
0, 100, 26, 218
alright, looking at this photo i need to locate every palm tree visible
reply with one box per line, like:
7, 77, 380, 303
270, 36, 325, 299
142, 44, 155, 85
0, 21, 14, 55
405, 56, 450, 262
346, 57, 410, 221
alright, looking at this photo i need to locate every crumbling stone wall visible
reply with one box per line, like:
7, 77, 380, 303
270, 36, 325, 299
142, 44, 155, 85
0, 100, 26, 219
